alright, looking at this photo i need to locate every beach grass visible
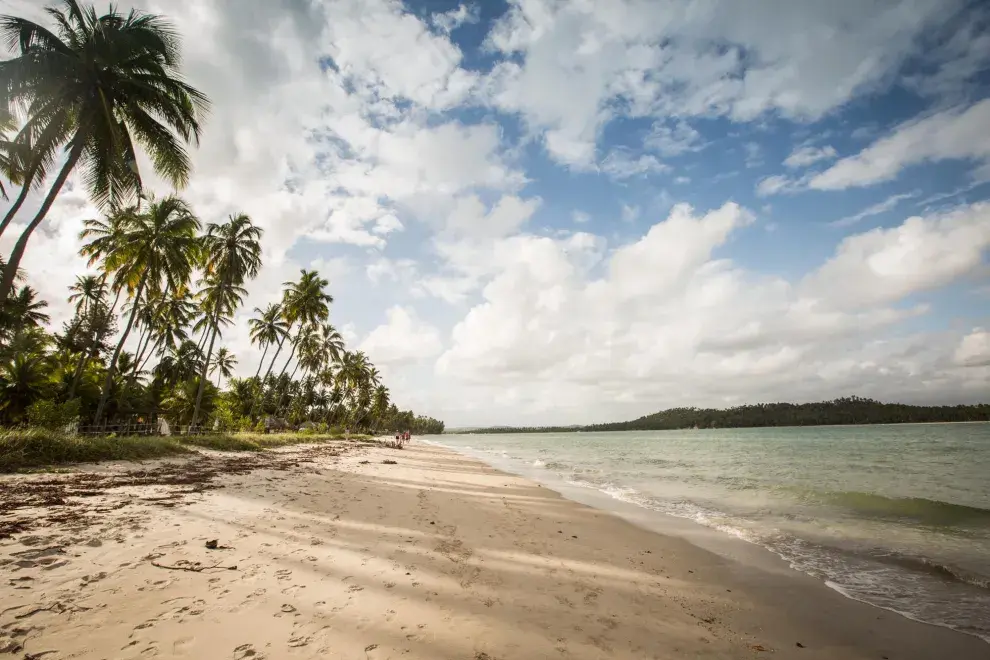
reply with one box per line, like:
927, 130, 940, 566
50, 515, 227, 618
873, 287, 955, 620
0, 427, 191, 472
0, 428, 374, 472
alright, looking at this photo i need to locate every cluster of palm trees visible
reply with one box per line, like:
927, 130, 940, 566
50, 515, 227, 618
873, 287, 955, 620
0, 1, 445, 435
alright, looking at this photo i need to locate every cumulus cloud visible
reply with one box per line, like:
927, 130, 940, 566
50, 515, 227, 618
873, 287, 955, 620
805, 203, 990, 307
360, 306, 442, 366
811, 99, 990, 190
954, 329, 990, 367
433, 201, 990, 424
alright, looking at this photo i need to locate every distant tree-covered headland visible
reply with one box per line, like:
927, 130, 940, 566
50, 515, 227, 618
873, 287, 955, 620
469, 397, 990, 434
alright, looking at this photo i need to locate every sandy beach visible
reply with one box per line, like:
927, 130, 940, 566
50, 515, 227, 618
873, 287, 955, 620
1, 440, 986, 659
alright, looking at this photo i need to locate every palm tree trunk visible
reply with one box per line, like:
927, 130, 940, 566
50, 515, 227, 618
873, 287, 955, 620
190, 302, 223, 428
137, 338, 160, 376
130, 325, 153, 381
254, 343, 269, 378
0, 140, 84, 304
250, 330, 289, 419
94, 273, 148, 426
0, 170, 34, 239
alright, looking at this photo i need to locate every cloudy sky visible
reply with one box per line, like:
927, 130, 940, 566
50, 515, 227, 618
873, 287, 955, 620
2, 0, 989, 427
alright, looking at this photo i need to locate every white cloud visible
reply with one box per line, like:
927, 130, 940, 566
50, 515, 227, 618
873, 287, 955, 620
572, 210, 591, 224
600, 151, 669, 179
645, 120, 704, 156
360, 306, 442, 365
620, 204, 640, 223
432, 4, 480, 35
954, 329, 990, 367
811, 99, 990, 190
805, 202, 990, 307
756, 175, 800, 197
432, 201, 990, 424
784, 144, 838, 169
482, 0, 970, 167
830, 191, 919, 228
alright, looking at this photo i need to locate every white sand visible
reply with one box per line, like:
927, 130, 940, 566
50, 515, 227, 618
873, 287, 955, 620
1, 441, 986, 659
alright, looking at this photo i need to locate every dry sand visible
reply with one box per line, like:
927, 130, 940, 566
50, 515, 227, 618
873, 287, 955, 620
1, 440, 986, 659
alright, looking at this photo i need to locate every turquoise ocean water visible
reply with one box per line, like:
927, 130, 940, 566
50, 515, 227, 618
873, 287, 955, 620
429, 423, 990, 642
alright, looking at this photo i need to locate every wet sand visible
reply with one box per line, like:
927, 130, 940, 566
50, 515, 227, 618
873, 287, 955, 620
1, 440, 986, 659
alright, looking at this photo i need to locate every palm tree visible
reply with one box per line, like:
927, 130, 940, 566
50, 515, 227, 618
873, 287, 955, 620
276, 269, 333, 382
190, 213, 262, 427
209, 347, 236, 387
154, 339, 203, 389
0, 284, 50, 341
248, 303, 288, 378
93, 196, 200, 425
0, 349, 54, 423
0, 0, 210, 303
67, 275, 105, 316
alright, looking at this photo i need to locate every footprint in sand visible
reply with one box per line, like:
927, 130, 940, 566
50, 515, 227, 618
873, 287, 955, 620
275, 569, 292, 581
233, 643, 264, 659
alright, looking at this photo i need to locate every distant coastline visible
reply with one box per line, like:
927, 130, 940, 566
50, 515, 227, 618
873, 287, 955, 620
460, 396, 990, 434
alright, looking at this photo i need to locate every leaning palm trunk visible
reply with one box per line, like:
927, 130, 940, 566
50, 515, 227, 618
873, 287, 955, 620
0, 169, 35, 239
94, 274, 148, 426
254, 342, 269, 379
190, 301, 223, 428
0, 140, 85, 304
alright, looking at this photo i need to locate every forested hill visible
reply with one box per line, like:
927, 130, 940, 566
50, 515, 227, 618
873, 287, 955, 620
470, 397, 990, 434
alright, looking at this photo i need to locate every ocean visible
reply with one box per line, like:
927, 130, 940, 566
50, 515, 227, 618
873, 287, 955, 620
428, 423, 990, 643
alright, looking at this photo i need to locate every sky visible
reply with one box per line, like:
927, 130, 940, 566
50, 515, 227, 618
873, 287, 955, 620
1, 0, 989, 427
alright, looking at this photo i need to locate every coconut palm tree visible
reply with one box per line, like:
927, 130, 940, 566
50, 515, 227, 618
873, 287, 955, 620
67, 275, 106, 316
190, 213, 261, 427
0, 348, 54, 423
209, 347, 236, 387
276, 269, 332, 381
154, 339, 203, 389
0, 0, 210, 303
93, 196, 200, 425
248, 303, 288, 379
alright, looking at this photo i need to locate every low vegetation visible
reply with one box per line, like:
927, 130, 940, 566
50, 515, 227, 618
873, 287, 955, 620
0, 427, 372, 473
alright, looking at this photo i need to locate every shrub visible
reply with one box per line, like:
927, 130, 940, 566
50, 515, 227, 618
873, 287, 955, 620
26, 399, 81, 430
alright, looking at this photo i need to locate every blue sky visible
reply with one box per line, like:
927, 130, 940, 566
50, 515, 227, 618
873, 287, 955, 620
2, 0, 989, 426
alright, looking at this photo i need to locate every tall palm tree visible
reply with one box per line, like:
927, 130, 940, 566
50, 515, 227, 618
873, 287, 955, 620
0, 0, 210, 303
93, 196, 200, 425
190, 213, 261, 427
209, 347, 236, 387
248, 303, 288, 378
276, 269, 332, 382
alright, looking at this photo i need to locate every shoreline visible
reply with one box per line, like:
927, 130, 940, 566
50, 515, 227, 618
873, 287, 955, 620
426, 437, 990, 648
1, 440, 986, 658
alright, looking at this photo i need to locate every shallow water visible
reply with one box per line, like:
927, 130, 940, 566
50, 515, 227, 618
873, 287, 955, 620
429, 423, 990, 642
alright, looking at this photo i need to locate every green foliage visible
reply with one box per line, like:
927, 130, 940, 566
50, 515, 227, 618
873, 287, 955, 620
26, 399, 80, 430
0, 428, 189, 472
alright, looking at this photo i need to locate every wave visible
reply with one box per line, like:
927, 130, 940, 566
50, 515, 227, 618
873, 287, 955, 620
794, 490, 990, 527
868, 552, 990, 590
